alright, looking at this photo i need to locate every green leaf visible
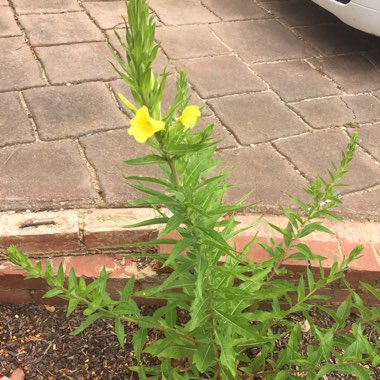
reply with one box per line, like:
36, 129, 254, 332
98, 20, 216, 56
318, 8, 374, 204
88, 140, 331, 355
115, 318, 125, 347
298, 222, 333, 238
124, 175, 170, 187
125, 154, 166, 166
360, 282, 380, 300
71, 313, 101, 336
193, 342, 217, 373
66, 298, 80, 317
43, 288, 64, 299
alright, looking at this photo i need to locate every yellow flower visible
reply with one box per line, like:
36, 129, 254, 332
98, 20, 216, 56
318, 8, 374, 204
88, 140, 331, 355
129, 106, 164, 143
179, 105, 201, 129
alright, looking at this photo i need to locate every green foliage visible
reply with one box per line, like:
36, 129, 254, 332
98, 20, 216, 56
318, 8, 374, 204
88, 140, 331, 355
6, 0, 380, 379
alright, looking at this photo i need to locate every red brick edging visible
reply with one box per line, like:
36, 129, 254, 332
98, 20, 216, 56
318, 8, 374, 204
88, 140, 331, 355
0, 208, 379, 305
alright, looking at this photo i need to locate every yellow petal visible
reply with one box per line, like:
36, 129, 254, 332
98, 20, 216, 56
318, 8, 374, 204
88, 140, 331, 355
179, 105, 201, 129
129, 106, 165, 143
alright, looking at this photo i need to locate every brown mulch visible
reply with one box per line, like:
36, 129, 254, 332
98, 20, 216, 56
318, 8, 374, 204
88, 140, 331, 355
0, 304, 379, 379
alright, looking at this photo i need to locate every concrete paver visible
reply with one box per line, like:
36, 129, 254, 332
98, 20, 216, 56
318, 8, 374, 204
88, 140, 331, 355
343, 95, 380, 124
274, 129, 380, 194
80, 129, 153, 204
261, 0, 336, 26
23, 82, 128, 140
290, 97, 354, 129
217, 145, 308, 209
202, 0, 268, 21
209, 92, 308, 144
314, 55, 380, 93
0, 37, 45, 92
295, 24, 372, 55
36, 42, 118, 84
0, 93, 35, 147
0, 140, 99, 211
253, 61, 339, 102
0, 0, 379, 220
348, 123, 380, 162
211, 20, 313, 63
0, 6, 21, 37
149, 0, 218, 25
175, 55, 266, 98
156, 25, 229, 59
12, 0, 81, 14
84, 1, 128, 29
19, 12, 104, 46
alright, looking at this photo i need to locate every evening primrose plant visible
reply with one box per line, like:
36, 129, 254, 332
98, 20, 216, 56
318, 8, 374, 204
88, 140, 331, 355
7, 0, 380, 379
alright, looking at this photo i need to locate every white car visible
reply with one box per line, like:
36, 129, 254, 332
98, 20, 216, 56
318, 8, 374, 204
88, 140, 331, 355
312, 0, 380, 37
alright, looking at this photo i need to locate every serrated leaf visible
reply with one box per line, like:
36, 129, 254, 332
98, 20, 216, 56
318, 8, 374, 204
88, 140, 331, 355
193, 342, 216, 373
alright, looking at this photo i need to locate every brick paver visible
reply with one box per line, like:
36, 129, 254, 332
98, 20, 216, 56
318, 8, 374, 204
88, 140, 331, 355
19, 12, 104, 46
84, 1, 127, 29
0, 0, 379, 221
253, 60, 339, 102
23, 82, 128, 140
274, 129, 380, 194
175, 55, 266, 98
0, 6, 21, 37
12, 0, 81, 14
209, 92, 308, 144
36, 42, 117, 84
0, 140, 98, 211
0, 92, 34, 146
0, 37, 45, 91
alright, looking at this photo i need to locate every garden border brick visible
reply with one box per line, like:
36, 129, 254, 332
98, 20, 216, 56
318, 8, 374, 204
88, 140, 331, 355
0, 208, 379, 305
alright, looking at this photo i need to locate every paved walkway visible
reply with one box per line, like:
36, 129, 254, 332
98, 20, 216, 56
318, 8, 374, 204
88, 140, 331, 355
0, 0, 379, 220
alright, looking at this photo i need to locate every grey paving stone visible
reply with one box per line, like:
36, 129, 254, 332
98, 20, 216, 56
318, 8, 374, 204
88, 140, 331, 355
0, 92, 34, 147
348, 123, 380, 162
262, 0, 336, 26
343, 95, 380, 124
0, 37, 45, 92
211, 20, 313, 64
201, 0, 268, 21
19, 12, 104, 46
12, 0, 81, 14
84, 1, 127, 29
156, 25, 229, 59
149, 0, 218, 25
23, 82, 128, 140
295, 24, 373, 55
314, 55, 380, 94
175, 55, 266, 98
0, 140, 98, 210
111, 74, 212, 117
197, 116, 238, 149
209, 92, 308, 144
217, 145, 308, 209
339, 187, 380, 220
107, 29, 173, 73
80, 129, 155, 204
290, 97, 353, 129
274, 129, 380, 194
0, 0, 8, 5
0, 6, 21, 37
253, 60, 339, 102
36, 42, 118, 84
374, 91, 380, 101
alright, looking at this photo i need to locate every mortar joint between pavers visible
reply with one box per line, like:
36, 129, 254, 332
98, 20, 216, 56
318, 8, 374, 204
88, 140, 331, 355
18, 91, 41, 142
